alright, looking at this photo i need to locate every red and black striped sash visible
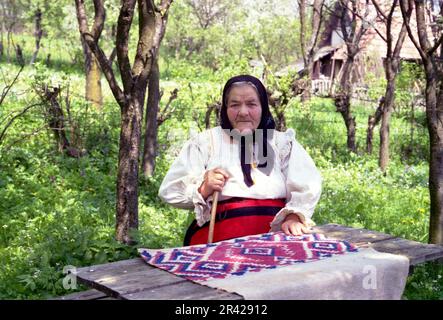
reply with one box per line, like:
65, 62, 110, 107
184, 197, 286, 246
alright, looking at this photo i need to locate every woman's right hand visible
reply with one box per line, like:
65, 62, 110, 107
198, 168, 230, 200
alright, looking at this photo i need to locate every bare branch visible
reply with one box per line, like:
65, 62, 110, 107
158, 88, 178, 125
192, 110, 204, 132
159, 88, 178, 115
428, 33, 443, 55
74, 0, 89, 35
75, 0, 131, 107
371, 0, 389, 21
350, 1, 371, 47
399, 0, 427, 60
346, 4, 387, 44
108, 24, 117, 66
309, 0, 326, 53
384, 0, 398, 55
393, 5, 412, 58
298, 0, 307, 66
82, 32, 126, 107
0, 65, 24, 106
91, 0, 106, 41
1, 123, 48, 153
116, 0, 136, 93
108, 47, 117, 65
415, 0, 432, 51
367, 0, 390, 43
186, 0, 224, 29
0, 102, 42, 145
132, 0, 156, 80
159, 0, 174, 14
133, 0, 172, 92
339, 0, 350, 41
369, 0, 400, 55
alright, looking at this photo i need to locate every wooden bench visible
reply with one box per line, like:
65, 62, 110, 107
59, 223, 443, 300
55, 288, 117, 300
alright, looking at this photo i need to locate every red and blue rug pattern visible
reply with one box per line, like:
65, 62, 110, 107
140, 232, 358, 282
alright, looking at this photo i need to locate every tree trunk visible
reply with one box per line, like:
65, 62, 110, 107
45, 54, 51, 66
85, 55, 103, 108
429, 135, 443, 244
116, 98, 143, 244
379, 67, 397, 171
268, 93, 287, 132
332, 0, 372, 153
15, 44, 24, 66
0, 17, 4, 58
204, 106, 213, 129
46, 88, 70, 153
6, 23, 12, 63
425, 62, 443, 244
409, 101, 415, 145
334, 43, 358, 153
428, 127, 443, 244
80, 0, 173, 244
366, 97, 384, 154
276, 107, 287, 132
83, 40, 103, 109
30, 8, 42, 65
42, 86, 84, 158
399, 0, 443, 244
141, 57, 160, 178
298, 0, 324, 102
298, 0, 310, 102
75, 0, 104, 109
205, 102, 221, 129
335, 92, 357, 152
372, 0, 410, 171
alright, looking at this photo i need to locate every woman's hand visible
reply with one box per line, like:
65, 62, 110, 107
281, 213, 311, 236
198, 168, 230, 200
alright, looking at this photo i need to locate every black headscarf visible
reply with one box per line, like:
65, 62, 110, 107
220, 75, 276, 187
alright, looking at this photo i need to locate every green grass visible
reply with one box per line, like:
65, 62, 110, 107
288, 97, 430, 242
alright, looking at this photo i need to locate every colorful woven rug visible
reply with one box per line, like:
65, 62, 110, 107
139, 232, 358, 283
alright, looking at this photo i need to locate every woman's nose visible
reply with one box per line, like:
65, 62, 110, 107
238, 104, 249, 116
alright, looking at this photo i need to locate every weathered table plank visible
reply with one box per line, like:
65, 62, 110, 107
74, 258, 243, 300
71, 224, 443, 300
312, 224, 397, 245
55, 288, 109, 300
122, 281, 243, 300
314, 224, 443, 266
371, 237, 443, 266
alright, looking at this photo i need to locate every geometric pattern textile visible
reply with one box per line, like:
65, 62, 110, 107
140, 232, 358, 283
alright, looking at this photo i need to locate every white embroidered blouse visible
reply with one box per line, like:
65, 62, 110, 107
158, 126, 322, 231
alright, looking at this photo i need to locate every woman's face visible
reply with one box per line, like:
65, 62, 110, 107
226, 84, 262, 135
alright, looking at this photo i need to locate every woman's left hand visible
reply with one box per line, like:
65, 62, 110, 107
281, 213, 312, 236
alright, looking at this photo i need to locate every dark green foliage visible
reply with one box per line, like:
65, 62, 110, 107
404, 262, 443, 300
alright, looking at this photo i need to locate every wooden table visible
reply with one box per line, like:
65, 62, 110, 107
67, 224, 443, 300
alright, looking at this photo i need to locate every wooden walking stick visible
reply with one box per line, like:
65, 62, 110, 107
207, 191, 219, 243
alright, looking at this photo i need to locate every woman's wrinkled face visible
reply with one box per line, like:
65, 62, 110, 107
226, 84, 262, 135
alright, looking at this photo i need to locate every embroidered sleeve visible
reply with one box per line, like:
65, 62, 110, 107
270, 130, 322, 231
158, 133, 212, 226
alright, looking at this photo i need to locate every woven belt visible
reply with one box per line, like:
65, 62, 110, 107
216, 198, 286, 214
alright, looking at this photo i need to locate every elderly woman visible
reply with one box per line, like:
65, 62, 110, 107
158, 75, 322, 246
